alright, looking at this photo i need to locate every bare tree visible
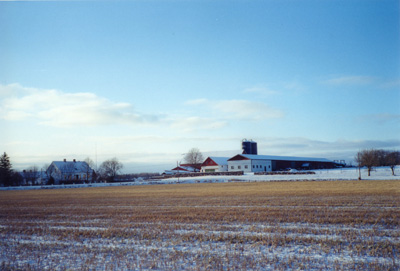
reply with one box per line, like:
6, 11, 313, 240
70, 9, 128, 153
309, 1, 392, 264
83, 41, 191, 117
360, 149, 379, 176
42, 164, 50, 184
354, 151, 363, 180
356, 149, 400, 177
83, 157, 95, 183
23, 166, 40, 185
386, 150, 400, 176
183, 148, 204, 165
99, 158, 123, 182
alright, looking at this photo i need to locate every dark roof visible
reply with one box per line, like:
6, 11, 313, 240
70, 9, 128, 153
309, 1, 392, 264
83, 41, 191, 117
228, 154, 333, 163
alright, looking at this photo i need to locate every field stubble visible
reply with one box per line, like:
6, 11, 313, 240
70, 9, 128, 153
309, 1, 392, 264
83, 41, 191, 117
0, 180, 399, 270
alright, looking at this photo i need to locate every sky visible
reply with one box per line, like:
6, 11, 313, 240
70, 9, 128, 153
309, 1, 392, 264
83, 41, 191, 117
1, 0, 399, 173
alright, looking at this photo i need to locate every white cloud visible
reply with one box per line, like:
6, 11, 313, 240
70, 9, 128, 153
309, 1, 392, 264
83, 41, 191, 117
243, 86, 278, 95
184, 98, 208, 105
359, 113, 400, 125
324, 76, 376, 85
215, 100, 284, 120
0, 83, 32, 98
379, 79, 400, 89
0, 83, 159, 127
170, 116, 227, 132
186, 98, 284, 121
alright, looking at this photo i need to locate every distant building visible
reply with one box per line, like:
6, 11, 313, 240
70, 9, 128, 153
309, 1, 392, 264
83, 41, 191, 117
200, 157, 229, 173
47, 159, 94, 184
228, 154, 335, 173
20, 169, 48, 185
163, 164, 199, 175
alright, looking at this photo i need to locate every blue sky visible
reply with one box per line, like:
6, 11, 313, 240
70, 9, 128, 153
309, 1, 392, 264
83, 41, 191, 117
1, 0, 399, 173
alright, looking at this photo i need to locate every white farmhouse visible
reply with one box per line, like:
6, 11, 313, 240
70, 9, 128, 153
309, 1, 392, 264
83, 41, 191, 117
200, 157, 229, 173
47, 159, 94, 184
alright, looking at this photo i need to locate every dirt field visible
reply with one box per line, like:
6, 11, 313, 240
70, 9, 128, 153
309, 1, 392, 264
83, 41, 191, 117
1, 180, 399, 270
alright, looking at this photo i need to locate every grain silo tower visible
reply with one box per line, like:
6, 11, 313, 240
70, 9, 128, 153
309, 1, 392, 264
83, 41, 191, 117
242, 139, 258, 155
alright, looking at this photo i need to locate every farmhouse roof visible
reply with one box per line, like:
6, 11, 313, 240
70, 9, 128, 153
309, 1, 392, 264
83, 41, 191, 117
50, 160, 92, 173
228, 154, 333, 163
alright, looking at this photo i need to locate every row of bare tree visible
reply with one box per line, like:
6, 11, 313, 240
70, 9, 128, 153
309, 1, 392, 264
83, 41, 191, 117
355, 149, 400, 176
60, 157, 124, 183
0, 152, 125, 186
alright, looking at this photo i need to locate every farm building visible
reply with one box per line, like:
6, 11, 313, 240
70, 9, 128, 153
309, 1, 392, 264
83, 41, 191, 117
163, 164, 201, 175
228, 154, 336, 173
200, 157, 229, 173
47, 159, 94, 184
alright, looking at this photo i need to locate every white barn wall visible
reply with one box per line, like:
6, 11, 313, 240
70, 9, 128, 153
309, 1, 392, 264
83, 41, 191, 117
228, 158, 273, 173
228, 160, 252, 173
251, 160, 272, 172
201, 165, 228, 173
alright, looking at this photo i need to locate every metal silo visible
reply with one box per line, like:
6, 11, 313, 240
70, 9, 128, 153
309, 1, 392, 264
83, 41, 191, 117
242, 139, 257, 155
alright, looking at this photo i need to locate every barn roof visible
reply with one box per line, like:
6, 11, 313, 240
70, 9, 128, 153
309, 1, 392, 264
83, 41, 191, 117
171, 166, 196, 172
228, 154, 333, 163
202, 157, 229, 166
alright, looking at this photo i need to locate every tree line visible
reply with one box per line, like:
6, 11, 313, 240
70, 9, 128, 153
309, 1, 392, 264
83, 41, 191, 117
2, 148, 399, 186
355, 149, 400, 177
0, 152, 126, 186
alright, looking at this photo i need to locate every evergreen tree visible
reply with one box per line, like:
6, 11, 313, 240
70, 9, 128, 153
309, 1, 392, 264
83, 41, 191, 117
0, 152, 13, 186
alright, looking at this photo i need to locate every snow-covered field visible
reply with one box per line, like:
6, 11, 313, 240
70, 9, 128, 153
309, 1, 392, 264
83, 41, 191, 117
1, 220, 399, 270
0, 171, 399, 270
161, 166, 400, 184
2, 166, 399, 191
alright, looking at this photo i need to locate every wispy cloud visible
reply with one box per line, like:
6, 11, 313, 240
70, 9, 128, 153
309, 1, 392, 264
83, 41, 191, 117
358, 113, 400, 125
186, 98, 284, 121
243, 85, 278, 95
0, 83, 160, 127
379, 79, 400, 89
324, 75, 376, 85
170, 116, 227, 132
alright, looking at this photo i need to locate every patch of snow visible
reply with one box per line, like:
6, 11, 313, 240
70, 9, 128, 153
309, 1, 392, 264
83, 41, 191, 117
1, 166, 399, 190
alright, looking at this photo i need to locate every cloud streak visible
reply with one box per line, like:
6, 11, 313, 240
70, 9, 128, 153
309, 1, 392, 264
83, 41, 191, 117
359, 113, 400, 125
0, 83, 159, 127
170, 116, 227, 132
323, 76, 376, 85
186, 98, 284, 121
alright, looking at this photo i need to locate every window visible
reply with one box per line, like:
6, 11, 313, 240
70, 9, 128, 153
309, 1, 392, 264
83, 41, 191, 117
238, 166, 241, 169
245, 165, 248, 169
231, 166, 234, 169
253, 165, 255, 168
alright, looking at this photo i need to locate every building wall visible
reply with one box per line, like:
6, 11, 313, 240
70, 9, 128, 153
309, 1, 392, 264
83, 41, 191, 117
201, 165, 228, 173
251, 160, 272, 172
273, 160, 335, 171
228, 160, 252, 172
229, 159, 272, 173
48, 162, 92, 184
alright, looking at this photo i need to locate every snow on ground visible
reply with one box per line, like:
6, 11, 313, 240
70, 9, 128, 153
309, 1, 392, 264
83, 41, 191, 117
1, 220, 399, 270
1, 166, 399, 191
1, 167, 398, 270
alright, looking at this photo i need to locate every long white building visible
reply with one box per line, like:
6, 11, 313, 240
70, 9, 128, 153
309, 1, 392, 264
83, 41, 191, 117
227, 154, 335, 173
